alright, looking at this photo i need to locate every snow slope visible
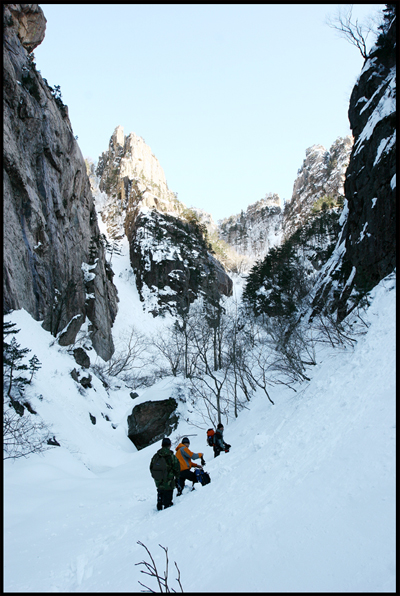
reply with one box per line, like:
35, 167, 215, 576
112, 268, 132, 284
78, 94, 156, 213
4, 241, 396, 592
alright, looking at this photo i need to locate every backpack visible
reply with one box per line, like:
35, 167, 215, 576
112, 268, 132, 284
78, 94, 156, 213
150, 452, 168, 482
194, 468, 211, 486
206, 429, 215, 447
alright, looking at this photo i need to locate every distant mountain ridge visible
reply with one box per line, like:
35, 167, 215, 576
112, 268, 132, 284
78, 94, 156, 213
282, 136, 353, 240
208, 137, 352, 273
92, 127, 354, 291
217, 194, 283, 271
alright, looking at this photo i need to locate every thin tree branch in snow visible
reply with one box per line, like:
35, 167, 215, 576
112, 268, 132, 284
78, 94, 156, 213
135, 541, 184, 593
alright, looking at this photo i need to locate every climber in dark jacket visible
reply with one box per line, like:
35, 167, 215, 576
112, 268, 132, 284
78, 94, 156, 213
150, 437, 181, 510
213, 423, 231, 458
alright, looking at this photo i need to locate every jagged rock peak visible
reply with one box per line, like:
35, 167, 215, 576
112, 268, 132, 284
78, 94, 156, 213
283, 136, 353, 240
96, 126, 183, 230
93, 126, 232, 315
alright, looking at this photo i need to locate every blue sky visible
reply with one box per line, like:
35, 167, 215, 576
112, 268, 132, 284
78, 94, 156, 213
34, 4, 384, 221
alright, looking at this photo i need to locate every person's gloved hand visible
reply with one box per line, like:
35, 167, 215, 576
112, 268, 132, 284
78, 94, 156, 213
201, 457, 206, 466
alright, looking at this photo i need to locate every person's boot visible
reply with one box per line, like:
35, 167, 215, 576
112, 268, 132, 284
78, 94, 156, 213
176, 479, 184, 496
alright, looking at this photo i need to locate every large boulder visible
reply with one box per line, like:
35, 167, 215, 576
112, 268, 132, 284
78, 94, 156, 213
73, 347, 90, 369
127, 398, 179, 450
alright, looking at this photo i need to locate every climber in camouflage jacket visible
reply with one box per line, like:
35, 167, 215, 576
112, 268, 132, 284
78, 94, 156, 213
150, 438, 181, 510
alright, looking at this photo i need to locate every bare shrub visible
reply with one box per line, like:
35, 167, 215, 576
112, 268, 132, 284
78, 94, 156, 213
136, 541, 183, 593
3, 395, 52, 460
93, 326, 148, 381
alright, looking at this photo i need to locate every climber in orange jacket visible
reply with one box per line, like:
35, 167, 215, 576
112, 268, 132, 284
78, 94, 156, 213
175, 437, 205, 495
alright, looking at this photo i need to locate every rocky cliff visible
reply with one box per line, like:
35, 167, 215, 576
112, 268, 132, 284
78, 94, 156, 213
311, 10, 396, 320
95, 126, 232, 314
3, 4, 118, 360
282, 136, 353, 241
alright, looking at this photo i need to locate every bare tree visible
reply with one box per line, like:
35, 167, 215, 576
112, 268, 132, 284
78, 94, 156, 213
326, 4, 381, 59
150, 328, 185, 377
188, 304, 232, 424
241, 342, 276, 405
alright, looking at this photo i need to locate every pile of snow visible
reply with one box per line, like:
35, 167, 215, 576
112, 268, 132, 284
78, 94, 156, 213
4, 239, 395, 591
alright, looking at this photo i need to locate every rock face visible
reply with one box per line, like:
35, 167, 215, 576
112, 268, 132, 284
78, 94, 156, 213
73, 347, 91, 369
3, 5, 118, 360
95, 126, 232, 314
343, 17, 396, 290
127, 398, 179, 450
312, 13, 396, 320
282, 137, 353, 240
